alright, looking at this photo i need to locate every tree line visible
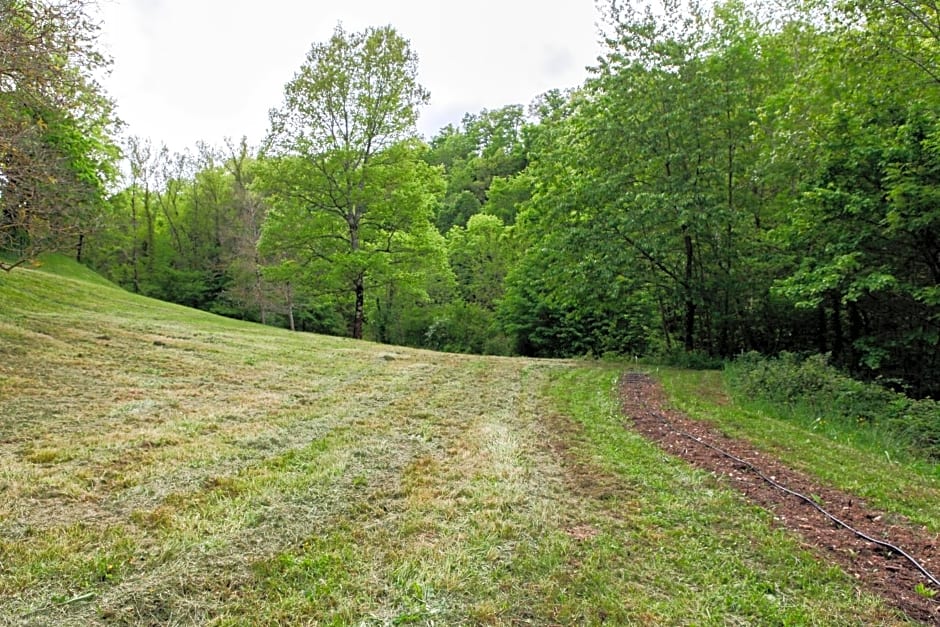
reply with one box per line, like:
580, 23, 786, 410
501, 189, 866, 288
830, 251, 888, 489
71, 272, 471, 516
3, 0, 939, 397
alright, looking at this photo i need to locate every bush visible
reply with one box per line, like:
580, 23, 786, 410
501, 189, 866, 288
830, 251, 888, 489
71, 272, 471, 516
725, 352, 940, 461
652, 349, 726, 370
424, 301, 512, 356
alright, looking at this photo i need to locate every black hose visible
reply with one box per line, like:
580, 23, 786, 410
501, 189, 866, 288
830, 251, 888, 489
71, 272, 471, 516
630, 391, 940, 592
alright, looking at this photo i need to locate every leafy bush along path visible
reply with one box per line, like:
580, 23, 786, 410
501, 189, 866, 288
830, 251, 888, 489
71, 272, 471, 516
621, 372, 940, 624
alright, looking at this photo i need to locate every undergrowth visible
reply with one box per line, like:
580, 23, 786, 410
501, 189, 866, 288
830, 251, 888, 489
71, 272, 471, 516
725, 352, 940, 462
646, 348, 725, 370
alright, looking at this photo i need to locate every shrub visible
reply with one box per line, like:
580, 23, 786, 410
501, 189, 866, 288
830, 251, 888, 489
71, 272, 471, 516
725, 352, 940, 461
653, 349, 726, 371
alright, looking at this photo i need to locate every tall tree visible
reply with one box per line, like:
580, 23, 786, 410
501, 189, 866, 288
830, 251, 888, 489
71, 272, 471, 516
261, 25, 442, 339
0, 0, 118, 270
765, 5, 940, 395
220, 137, 277, 323
498, 0, 814, 360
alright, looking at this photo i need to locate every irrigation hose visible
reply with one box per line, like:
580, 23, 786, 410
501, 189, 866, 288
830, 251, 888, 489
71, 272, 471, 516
625, 383, 940, 592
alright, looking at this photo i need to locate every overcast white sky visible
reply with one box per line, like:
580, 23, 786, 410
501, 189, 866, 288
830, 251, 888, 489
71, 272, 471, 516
95, 0, 605, 154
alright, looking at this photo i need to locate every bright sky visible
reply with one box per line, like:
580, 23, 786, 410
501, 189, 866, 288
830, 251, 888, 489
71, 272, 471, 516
95, 0, 605, 154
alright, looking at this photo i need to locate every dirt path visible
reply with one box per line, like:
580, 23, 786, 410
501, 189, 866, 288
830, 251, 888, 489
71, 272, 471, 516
620, 372, 940, 625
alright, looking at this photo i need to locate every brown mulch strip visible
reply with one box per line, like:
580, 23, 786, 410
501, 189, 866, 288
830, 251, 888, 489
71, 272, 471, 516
619, 372, 940, 625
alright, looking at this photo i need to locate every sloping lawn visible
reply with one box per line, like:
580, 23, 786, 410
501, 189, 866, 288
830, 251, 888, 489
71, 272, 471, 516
0, 260, 904, 624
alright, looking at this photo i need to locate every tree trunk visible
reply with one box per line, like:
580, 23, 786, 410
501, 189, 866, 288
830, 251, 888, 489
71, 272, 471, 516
349, 210, 365, 339
848, 300, 862, 370
130, 187, 141, 293
657, 295, 673, 351
352, 276, 365, 339
683, 230, 695, 352
831, 292, 844, 364
684, 299, 696, 352
816, 303, 828, 354
286, 281, 295, 332
255, 265, 267, 326
144, 186, 155, 277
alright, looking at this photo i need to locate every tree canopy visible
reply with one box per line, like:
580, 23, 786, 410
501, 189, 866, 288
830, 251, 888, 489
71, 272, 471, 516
0, 0, 118, 270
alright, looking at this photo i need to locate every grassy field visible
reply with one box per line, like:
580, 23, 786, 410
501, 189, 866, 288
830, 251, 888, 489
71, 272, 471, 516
0, 257, 913, 625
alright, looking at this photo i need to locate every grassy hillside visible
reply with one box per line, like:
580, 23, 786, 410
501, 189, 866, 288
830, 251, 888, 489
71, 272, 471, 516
0, 257, 909, 624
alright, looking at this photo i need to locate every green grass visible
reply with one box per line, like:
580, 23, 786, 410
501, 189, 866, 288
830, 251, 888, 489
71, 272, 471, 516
656, 368, 940, 532
0, 258, 910, 624
538, 368, 899, 624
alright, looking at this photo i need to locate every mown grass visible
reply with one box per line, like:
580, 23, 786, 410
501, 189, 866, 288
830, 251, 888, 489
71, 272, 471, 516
656, 368, 940, 532
540, 368, 901, 624
0, 257, 908, 624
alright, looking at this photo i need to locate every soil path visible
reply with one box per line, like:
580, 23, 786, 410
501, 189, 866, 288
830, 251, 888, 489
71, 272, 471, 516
619, 372, 940, 625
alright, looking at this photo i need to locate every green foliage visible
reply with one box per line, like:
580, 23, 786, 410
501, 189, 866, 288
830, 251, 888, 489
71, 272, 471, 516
915, 582, 937, 599
501, 0, 796, 360
426, 105, 530, 232
435, 190, 480, 234
650, 349, 725, 371
725, 353, 940, 461
423, 300, 511, 355
483, 173, 530, 225
84, 141, 253, 317
260, 25, 444, 339
0, 0, 119, 270
257, 142, 447, 337
445, 213, 514, 310
498, 240, 655, 358
69, 0, 940, 386
367, 258, 457, 346
769, 93, 940, 394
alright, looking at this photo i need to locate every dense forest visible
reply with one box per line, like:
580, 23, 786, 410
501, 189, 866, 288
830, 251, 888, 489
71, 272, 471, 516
3, 0, 940, 397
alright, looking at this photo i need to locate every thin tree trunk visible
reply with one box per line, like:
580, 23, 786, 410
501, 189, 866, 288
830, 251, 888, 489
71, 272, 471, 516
144, 186, 155, 277
816, 303, 828, 354
657, 295, 673, 351
349, 210, 364, 340
130, 186, 141, 293
683, 230, 695, 352
831, 292, 844, 364
255, 265, 267, 325
848, 300, 862, 369
352, 276, 365, 339
286, 281, 295, 332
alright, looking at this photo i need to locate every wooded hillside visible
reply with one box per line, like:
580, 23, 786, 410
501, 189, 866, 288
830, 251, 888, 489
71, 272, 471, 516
4, 0, 939, 397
